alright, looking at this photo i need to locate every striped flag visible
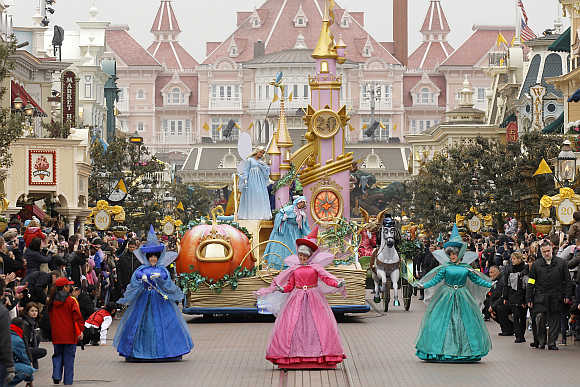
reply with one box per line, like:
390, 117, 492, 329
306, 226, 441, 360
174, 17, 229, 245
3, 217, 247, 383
518, 0, 537, 41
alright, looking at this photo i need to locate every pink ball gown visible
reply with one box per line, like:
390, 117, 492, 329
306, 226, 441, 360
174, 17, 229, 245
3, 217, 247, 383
256, 251, 346, 369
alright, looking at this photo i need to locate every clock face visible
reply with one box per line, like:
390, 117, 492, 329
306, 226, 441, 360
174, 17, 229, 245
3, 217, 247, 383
311, 110, 340, 138
312, 189, 342, 222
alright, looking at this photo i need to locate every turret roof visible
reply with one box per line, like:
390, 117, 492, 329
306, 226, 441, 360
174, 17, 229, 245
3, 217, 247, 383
420, 0, 450, 34
151, 0, 181, 33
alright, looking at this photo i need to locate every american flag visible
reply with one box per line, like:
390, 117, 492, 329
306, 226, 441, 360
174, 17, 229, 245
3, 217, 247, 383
518, 0, 537, 41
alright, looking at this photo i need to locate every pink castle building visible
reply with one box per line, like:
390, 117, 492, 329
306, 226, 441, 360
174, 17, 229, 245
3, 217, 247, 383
105, 0, 515, 185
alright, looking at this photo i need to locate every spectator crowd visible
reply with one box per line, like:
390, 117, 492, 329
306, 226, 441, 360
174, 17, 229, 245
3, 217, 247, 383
0, 215, 179, 386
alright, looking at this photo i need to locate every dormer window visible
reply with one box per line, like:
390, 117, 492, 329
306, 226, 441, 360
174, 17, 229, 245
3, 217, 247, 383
420, 88, 434, 104
228, 39, 239, 58
250, 10, 261, 28
293, 4, 308, 28
362, 36, 373, 58
167, 87, 184, 105
341, 11, 350, 28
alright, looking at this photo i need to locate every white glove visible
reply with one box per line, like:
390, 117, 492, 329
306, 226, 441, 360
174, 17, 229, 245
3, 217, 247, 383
141, 274, 147, 281
150, 273, 161, 279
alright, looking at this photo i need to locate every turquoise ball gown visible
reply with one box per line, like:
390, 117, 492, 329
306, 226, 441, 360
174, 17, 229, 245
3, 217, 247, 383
415, 262, 492, 362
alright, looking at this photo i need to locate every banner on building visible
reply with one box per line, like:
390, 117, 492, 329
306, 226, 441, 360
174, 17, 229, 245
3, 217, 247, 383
61, 70, 77, 127
29, 150, 56, 185
506, 121, 518, 142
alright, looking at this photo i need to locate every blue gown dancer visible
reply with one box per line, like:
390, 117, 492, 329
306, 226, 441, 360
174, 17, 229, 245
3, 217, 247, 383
263, 196, 310, 269
414, 225, 492, 362
113, 225, 193, 362
238, 146, 272, 220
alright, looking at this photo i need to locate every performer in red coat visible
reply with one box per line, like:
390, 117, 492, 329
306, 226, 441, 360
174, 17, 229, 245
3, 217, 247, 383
48, 278, 84, 385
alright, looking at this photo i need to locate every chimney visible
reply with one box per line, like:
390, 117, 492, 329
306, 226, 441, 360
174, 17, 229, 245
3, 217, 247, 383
254, 40, 265, 58
393, 0, 408, 67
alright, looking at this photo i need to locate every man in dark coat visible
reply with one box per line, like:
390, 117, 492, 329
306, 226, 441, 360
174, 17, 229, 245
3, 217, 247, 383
502, 252, 528, 343
115, 239, 140, 292
526, 240, 573, 350
486, 265, 514, 336
414, 243, 438, 300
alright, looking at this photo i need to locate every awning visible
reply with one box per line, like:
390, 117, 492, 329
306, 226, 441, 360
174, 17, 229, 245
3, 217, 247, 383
10, 80, 47, 117
499, 113, 517, 128
541, 112, 564, 134
548, 27, 570, 52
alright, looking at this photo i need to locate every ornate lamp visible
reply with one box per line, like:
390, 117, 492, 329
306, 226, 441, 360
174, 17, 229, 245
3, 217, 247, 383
12, 96, 23, 111
24, 103, 34, 116
557, 140, 577, 185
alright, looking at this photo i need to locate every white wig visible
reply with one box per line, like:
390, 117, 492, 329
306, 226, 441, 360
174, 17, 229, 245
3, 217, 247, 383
297, 244, 313, 257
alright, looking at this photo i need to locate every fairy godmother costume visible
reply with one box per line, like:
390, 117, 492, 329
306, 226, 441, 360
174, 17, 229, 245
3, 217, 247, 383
263, 196, 311, 269
113, 226, 193, 362
256, 227, 346, 369
414, 225, 492, 362
238, 146, 272, 220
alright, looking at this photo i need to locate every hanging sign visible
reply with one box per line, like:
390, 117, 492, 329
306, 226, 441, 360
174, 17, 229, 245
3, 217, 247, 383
29, 150, 56, 185
61, 70, 77, 127
530, 84, 546, 131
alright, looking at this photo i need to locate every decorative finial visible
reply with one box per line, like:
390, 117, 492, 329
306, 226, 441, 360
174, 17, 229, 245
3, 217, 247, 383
89, 0, 99, 20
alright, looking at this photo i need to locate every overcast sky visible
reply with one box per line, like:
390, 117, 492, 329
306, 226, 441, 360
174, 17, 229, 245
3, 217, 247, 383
10, 0, 565, 61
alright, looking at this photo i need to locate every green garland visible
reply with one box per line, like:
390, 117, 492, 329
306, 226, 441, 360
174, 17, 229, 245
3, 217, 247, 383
184, 217, 253, 241
272, 164, 297, 193
177, 265, 257, 294
319, 217, 362, 265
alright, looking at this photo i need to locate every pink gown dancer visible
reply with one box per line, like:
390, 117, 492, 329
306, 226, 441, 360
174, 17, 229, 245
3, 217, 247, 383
256, 227, 347, 369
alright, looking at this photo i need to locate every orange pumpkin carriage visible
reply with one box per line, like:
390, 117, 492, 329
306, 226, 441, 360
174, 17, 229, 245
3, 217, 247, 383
175, 207, 369, 316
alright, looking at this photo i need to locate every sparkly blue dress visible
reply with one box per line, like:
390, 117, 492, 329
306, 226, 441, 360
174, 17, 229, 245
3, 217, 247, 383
113, 265, 193, 361
263, 197, 310, 269
415, 263, 492, 362
238, 157, 272, 220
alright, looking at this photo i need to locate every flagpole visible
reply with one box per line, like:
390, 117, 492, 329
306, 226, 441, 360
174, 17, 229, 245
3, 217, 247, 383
515, 0, 521, 46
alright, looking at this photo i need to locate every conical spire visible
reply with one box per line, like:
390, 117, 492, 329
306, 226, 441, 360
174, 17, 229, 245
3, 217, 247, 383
151, 0, 181, 37
420, 1, 451, 38
312, 1, 337, 59
276, 87, 293, 148
266, 131, 281, 155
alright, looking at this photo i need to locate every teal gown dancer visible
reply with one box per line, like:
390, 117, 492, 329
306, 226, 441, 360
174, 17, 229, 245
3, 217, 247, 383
415, 225, 492, 362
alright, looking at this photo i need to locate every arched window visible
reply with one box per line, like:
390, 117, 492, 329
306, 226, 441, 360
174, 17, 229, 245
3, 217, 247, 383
168, 87, 182, 104
320, 61, 329, 73
420, 88, 433, 104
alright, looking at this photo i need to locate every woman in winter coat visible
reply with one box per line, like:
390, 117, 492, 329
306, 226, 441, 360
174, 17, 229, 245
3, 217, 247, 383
23, 238, 51, 275
21, 302, 47, 369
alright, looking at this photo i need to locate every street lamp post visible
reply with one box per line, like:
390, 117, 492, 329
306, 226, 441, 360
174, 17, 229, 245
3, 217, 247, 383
557, 140, 577, 187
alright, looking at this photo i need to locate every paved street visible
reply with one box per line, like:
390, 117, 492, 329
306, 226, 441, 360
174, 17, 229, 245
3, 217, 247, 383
31, 293, 579, 387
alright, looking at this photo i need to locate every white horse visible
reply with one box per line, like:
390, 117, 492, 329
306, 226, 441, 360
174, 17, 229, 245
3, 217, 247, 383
372, 224, 400, 307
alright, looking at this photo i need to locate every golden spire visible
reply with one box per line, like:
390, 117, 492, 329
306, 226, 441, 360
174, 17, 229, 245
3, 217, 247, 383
266, 130, 281, 155
312, 0, 337, 59
276, 85, 293, 148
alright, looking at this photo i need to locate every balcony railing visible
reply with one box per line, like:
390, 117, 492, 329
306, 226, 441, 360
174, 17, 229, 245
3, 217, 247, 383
209, 98, 242, 110
488, 51, 508, 68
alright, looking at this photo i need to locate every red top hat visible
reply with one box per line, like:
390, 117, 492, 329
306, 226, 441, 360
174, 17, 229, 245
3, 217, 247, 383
296, 226, 319, 252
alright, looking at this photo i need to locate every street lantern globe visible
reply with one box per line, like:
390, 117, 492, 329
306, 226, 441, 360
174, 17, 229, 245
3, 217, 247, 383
24, 104, 34, 116
13, 97, 23, 111
557, 140, 577, 183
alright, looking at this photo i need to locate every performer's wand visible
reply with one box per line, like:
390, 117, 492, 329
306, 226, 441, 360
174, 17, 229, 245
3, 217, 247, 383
142, 276, 169, 300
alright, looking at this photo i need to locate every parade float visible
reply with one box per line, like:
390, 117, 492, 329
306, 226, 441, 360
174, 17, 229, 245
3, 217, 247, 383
175, 3, 370, 315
